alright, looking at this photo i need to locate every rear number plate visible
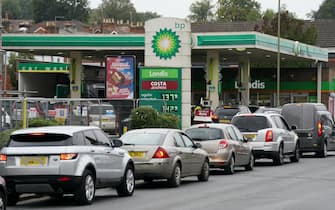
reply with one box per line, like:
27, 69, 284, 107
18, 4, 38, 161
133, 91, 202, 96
128, 151, 145, 158
20, 156, 48, 166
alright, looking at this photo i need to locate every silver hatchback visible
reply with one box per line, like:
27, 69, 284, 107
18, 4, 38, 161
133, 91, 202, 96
0, 126, 135, 206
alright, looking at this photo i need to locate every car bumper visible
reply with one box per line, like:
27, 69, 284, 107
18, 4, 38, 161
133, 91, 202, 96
251, 142, 280, 159
208, 152, 230, 168
4, 175, 82, 194
134, 160, 173, 179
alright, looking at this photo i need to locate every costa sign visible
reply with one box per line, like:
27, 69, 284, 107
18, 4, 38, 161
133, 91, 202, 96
142, 81, 178, 90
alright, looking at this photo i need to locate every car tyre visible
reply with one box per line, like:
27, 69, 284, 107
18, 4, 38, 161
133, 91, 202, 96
273, 144, 284, 165
7, 193, 19, 206
0, 190, 6, 210
116, 164, 135, 197
245, 152, 254, 171
317, 141, 327, 158
197, 160, 209, 182
224, 155, 235, 174
75, 170, 95, 205
167, 163, 181, 187
290, 144, 300, 162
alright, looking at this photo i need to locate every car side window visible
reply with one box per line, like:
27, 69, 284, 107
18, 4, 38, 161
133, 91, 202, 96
181, 134, 195, 148
321, 115, 333, 128
72, 132, 85, 145
271, 116, 284, 129
84, 130, 100, 145
226, 127, 238, 141
231, 126, 244, 141
173, 133, 186, 147
94, 129, 111, 146
280, 117, 290, 130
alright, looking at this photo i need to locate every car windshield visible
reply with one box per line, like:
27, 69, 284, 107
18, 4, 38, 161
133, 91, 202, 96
8, 133, 72, 147
89, 105, 114, 115
185, 128, 223, 141
215, 109, 239, 117
232, 116, 269, 132
121, 132, 165, 145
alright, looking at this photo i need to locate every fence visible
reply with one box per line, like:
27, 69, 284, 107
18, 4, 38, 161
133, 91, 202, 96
0, 97, 167, 136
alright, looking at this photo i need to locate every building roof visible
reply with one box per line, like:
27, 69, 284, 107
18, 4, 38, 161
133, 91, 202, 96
306, 19, 335, 48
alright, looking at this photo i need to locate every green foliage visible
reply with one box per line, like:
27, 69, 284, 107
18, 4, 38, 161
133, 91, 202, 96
0, 129, 16, 148
188, 0, 215, 22
135, 12, 160, 22
314, 0, 335, 19
28, 118, 60, 127
2, 0, 33, 19
157, 113, 179, 129
32, 0, 89, 23
217, 0, 261, 21
130, 107, 158, 129
100, 0, 136, 22
262, 9, 318, 45
130, 107, 179, 129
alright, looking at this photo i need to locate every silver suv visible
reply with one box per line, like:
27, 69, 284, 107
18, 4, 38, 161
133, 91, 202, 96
0, 126, 135, 206
231, 113, 300, 165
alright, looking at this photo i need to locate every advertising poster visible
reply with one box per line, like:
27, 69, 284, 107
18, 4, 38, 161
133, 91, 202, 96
106, 56, 135, 99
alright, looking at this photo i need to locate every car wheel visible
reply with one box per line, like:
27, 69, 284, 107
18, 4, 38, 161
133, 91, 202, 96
167, 163, 181, 187
197, 160, 209, 182
116, 164, 135, 197
7, 192, 19, 206
245, 152, 254, 171
273, 145, 284, 165
317, 141, 327, 158
0, 190, 6, 210
75, 170, 95, 205
224, 155, 235, 174
290, 144, 300, 162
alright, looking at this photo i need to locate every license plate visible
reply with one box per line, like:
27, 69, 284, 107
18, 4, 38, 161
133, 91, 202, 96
219, 119, 230, 123
20, 156, 48, 166
243, 134, 256, 140
102, 118, 109, 122
128, 151, 145, 158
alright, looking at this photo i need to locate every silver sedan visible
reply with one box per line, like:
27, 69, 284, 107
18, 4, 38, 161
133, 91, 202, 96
185, 123, 254, 174
120, 128, 210, 187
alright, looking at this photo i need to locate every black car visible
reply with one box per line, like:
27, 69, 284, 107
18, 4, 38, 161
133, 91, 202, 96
212, 105, 251, 124
0, 176, 7, 210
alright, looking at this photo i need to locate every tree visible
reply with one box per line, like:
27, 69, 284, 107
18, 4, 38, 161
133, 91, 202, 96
32, 0, 89, 23
188, 0, 215, 22
2, 0, 33, 19
262, 8, 318, 45
100, 0, 136, 22
216, 0, 262, 21
314, 0, 335, 19
135, 12, 160, 22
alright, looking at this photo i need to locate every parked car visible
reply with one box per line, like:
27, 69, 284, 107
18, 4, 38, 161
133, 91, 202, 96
281, 103, 335, 157
11, 101, 45, 121
231, 113, 300, 165
120, 128, 210, 187
0, 126, 135, 206
0, 176, 6, 210
255, 106, 281, 114
212, 105, 251, 124
88, 104, 116, 133
185, 123, 254, 174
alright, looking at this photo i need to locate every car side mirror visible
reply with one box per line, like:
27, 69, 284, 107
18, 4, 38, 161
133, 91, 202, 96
242, 137, 248, 143
194, 142, 202, 149
112, 139, 123, 147
291, 125, 297, 130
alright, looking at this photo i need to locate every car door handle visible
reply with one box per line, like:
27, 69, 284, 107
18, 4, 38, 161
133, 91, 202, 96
91, 150, 95, 153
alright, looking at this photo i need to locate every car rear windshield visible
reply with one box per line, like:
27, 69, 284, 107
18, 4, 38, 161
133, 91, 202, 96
215, 109, 239, 117
185, 128, 223, 141
121, 133, 165, 145
232, 116, 269, 132
8, 133, 73, 147
89, 106, 114, 115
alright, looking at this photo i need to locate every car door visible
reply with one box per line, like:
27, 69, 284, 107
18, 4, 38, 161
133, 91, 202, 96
180, 133, 204, 175
93, 129, 124, 180
231, 125, 250, 165
172, 132, 192, 176
320, 114, 335, 150
272, 116, 295, 153
226, 126, 245, 165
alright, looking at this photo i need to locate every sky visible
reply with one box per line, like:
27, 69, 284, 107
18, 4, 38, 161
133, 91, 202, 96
89, 0, 325, 20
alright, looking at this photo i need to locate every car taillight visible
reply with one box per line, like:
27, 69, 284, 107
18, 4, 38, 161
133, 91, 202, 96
58, 177, 72, 182
265, 130, 273, 142
152, 147, 169, 158
60, 153, 78, 160
211, 114, 218, 121
0, 154, 7, 161
218, 140, 229, 149
317, 121, 322, 137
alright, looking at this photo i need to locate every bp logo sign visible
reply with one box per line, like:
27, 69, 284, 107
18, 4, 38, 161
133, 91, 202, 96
152, 28, 181, 60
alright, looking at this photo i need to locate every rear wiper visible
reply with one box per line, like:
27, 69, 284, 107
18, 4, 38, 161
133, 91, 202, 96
123, 143, 135, 146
